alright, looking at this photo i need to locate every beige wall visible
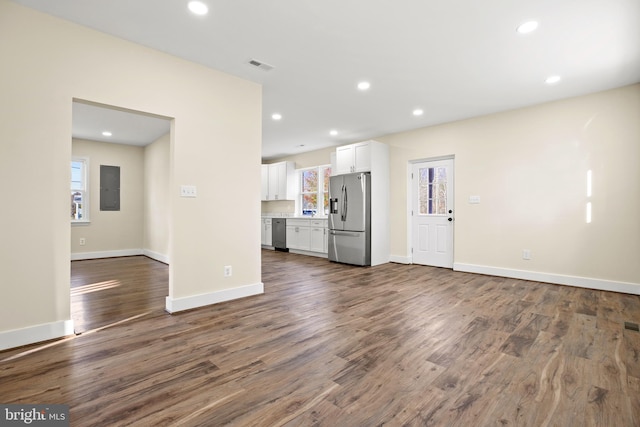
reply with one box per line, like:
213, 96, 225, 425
271, 85, 640, 287
0, 1, 261, 342
71, 139, 145, 254
267, 146, 334, 169
144, 133, 171, 261
379, 84, 639, 286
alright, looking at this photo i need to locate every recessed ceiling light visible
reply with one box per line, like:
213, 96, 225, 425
516, 21, 538, 34
188, 1, 209, 16
412, 109, 424, 116
102, 131, 112, 137
545, 75, 561, 84
271, 113, 282, 120
329, 130, 338, 136
357, 81, 371, 91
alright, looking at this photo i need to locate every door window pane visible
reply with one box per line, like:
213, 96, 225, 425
419, 166, 447, 215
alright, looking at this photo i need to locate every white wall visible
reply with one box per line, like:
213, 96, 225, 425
0, 1, 262, 350
71, 138, 145, 257
144, 132, 171, 263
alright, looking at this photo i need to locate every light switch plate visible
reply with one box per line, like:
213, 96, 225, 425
180, 185, 197, 197
469, 195, 481, 204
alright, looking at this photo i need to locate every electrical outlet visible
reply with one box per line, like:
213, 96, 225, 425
522, 249, 531, 260
224, 265, 232, 277
79, 238, 86, 246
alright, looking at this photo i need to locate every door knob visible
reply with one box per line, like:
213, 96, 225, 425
448, 217, 453, 222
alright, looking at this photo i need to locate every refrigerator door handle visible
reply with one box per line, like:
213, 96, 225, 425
341, 184, 348, 222
329, 230, 360, 237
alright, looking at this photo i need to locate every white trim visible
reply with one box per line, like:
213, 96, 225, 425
288, 249, 328, 259
71, 249, 143, 261
165, 282, 264, 313
143, 249, 169, 264
390, 254, 412, 264
453, 263, 640, 295
0, 320, 74, 351
407, 156, 455, 267
405, 163, 413, 261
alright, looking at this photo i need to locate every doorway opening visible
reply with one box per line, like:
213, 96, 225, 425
70, 99, 172, 333
409, 157, 455, 268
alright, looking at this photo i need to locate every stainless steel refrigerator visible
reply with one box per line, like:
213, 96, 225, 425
328, 172, 371, 266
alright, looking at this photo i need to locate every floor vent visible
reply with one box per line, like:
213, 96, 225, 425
624, 322, 639, 332
248, 59, 274, 71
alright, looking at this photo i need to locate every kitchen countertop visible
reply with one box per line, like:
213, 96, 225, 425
261, 213, 328, 219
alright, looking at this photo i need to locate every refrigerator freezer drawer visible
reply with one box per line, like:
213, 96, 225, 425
328, 230, 371, 266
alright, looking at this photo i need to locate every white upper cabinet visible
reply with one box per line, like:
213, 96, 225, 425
334, 141, 373, 175
261, 164, 269, 201
262, 161, 296, 201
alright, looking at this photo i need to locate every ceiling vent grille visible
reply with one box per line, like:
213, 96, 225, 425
248, 59, 274, 72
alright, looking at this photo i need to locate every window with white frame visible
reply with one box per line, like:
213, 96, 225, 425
71, 158, 89, 222
299, 164, 331, 216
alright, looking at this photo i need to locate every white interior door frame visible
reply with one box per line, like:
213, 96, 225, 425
406, 155, 455, 267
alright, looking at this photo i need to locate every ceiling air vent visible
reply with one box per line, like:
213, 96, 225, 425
248, 59, 274, 72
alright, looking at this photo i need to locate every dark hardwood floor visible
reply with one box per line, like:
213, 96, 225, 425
1, 251, 639, 426
70, 256, 169, 333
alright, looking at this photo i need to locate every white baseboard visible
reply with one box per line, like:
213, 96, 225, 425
165, 282, 264, 313
143, 249, 169, 264
289, 249, 328, 259
0, 320, 74, 351
453, 263, 640, 295
71, 249, 143, 261
390, 255, 412, 264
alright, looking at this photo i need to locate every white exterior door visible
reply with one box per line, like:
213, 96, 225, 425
411, 159, 454, 268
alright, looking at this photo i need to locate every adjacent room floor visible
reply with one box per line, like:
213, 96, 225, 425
1, 251, 639, 426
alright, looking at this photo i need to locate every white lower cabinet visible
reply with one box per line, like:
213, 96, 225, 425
286, 220, 311, 250
309, 219, 328, 253
261, 218, 272, 246
309, 227, 325, 253
284, 218, 328, 255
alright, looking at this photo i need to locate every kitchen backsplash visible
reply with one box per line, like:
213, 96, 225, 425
261, 200, 295, 214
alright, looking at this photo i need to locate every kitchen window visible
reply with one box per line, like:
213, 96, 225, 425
299, 164, 331, 216
71, 157, 90, 223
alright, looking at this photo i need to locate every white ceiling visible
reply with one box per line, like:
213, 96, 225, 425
72, 101, 171, 146
15, 0, 640, 158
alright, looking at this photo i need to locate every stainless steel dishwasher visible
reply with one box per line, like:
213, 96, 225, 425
272, 218, 288, 251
